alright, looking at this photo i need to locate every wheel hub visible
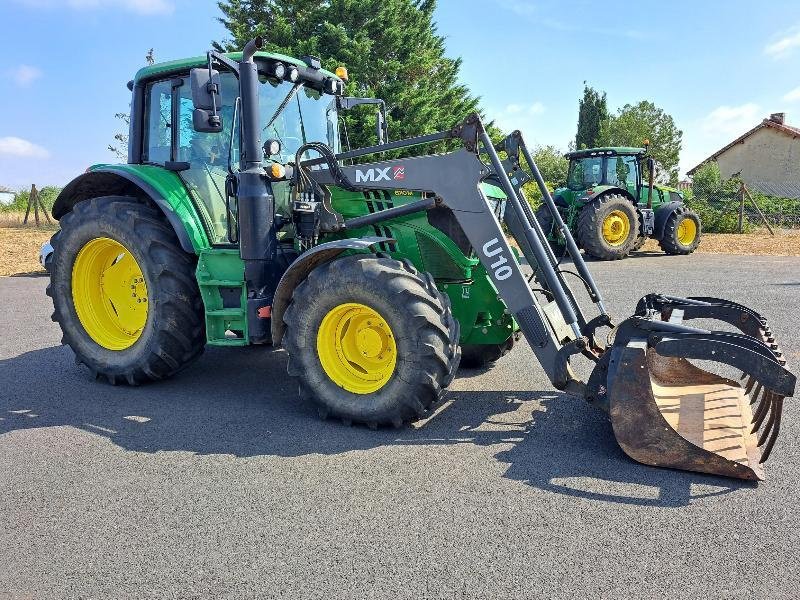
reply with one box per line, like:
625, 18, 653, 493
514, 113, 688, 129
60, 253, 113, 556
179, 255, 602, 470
677, 217, 697, 245
317, 303, 397, 394
602, 210, 631, 246
72, 237, 148, 350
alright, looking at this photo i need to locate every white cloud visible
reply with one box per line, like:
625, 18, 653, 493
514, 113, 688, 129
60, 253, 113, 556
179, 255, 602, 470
701, 103, 761, 138
783, 86, 800, 102
488, 102, 546, 137
0, 137, 50, 159
764, 26, 800, 59
9, 65, 42, 87
14, 0, 173, 14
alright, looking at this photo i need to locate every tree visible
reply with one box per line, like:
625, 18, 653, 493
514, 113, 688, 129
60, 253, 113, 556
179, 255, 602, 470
521, 145, 568, 205
598, 100, 682, 185
575, 84, 607, 150
215, 0, 479, 151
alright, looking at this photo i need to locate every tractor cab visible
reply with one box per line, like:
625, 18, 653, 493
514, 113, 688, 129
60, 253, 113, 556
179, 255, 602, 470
564, 147, 652, 204
128, 51, 349, 245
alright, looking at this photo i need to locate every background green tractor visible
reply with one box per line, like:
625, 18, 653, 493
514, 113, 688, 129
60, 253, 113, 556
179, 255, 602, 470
45, 40, 517, 429
536, 147, 701, 260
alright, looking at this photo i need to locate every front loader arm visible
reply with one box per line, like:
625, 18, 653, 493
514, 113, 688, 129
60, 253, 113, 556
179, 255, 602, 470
308, 115, 585, 389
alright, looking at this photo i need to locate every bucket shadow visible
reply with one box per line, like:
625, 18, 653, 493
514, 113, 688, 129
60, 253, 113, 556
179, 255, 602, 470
0, 345, 752, 507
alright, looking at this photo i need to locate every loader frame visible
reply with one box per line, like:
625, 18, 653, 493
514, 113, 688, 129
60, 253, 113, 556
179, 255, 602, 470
301, 113, 794, 480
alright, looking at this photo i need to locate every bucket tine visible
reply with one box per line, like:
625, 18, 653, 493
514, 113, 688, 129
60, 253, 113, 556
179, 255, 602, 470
752, 391, 773, 432
759, 398, 784, 463
750, 383, 763, 405
758, 397, 781, 446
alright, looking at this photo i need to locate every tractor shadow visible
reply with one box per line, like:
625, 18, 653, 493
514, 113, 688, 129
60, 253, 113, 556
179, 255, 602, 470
0, 345, 753, 507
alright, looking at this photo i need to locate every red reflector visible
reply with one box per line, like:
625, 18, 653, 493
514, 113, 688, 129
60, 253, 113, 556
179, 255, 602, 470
257, 306, 272, 319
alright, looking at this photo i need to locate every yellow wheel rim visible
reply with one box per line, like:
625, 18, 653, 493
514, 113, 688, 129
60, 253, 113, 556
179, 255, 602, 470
602, 210, 631, 246
677, 217, 697, 245
71, 237, 148, 350
317, 302, 397, 394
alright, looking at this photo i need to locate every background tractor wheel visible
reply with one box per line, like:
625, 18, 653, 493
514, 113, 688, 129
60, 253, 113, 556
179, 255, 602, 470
660, 207, 701, 255
631, 232, 648, 252
460, 335, 517, 369
48, 196, 205, 384
282, 254, 460, 427
576, 193, 639, 260
534, 205, 565, 257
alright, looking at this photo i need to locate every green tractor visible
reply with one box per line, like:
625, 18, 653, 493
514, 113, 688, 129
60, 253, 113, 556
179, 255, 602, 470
44, 39, 517, 429
42, 39, 794, 481
535, 146, 701, 260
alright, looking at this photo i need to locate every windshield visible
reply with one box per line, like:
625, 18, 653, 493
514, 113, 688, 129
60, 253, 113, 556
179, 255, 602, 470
258, 75, 339, 163
567, 157, 603, 190
567, 155, 640, 191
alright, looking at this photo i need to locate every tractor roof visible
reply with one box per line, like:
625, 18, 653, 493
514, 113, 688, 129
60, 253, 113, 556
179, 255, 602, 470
134, 51, 342, 84
565, 147, 645, 159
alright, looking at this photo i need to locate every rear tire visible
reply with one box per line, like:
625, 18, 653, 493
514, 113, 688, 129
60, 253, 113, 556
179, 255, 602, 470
576, 193, 639, 260
47, 197, 205, 384
283, 254, 460, 427
659, 207, 701, 255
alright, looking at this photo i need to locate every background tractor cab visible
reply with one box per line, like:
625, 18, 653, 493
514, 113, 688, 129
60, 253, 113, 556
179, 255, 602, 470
541, 145, 701, 260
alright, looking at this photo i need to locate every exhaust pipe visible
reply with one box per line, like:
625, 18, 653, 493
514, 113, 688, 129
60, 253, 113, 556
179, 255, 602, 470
242, 36, 264, 63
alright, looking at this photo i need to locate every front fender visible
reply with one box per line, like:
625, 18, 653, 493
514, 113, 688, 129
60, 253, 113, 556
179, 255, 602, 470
653, 201, 684, 240
52, 164, 210, 254
270, 236, 392, 346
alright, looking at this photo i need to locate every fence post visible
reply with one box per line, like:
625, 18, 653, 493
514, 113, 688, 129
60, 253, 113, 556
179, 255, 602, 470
743, 183, 775, 235
737, 182, 745, 233
22, 184, 52, 226
23, 184, 34, 225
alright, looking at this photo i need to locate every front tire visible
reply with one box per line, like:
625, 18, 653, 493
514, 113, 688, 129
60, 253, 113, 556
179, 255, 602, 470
534, 205, 566, 257
460, 335, 516, 369
47, 197, 205, 384
576, 193, 639, 260
659, 207, 701, 255
282, 254, 460, 427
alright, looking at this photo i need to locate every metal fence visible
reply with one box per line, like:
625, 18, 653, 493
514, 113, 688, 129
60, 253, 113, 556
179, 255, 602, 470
686, 179, 800, 231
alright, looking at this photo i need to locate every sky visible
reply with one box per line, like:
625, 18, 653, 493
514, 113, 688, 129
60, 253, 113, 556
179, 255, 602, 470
1, 0, 800, 190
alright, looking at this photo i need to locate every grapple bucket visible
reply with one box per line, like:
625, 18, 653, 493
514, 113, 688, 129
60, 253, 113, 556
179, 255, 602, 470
598, 294, 796, 481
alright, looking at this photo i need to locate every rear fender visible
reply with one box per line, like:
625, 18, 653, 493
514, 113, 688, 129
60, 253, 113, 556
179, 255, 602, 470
652, 201, 684, 240
270, 236, 392, 346
52, 165, 210, 254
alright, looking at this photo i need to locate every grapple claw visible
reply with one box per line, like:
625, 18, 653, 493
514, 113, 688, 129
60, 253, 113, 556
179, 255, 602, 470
752, 392, 772, 432
750, 383, 763, 405
598, 294, 796, 481
758, 398, 780, 447
759, 398, 784, 463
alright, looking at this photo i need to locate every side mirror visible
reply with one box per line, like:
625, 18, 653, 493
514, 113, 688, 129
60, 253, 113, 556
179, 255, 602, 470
190, 67, 223, 133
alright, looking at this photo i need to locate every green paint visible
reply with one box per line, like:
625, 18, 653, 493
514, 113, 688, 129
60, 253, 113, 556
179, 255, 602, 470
134, 51, 342, 85
90, 164, 210, 253
195, 248, 248, 346
328, 187, 516, 346
550, 147, 685, 239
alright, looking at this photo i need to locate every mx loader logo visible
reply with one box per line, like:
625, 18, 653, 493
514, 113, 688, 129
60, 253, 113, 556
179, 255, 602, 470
355, 166, 406, 183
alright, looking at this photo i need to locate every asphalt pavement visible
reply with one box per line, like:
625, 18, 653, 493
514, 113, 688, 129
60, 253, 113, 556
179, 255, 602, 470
1, 252, 799, 599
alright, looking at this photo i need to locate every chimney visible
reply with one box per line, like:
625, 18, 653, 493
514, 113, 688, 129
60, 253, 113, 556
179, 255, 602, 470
769, 112, 786, 125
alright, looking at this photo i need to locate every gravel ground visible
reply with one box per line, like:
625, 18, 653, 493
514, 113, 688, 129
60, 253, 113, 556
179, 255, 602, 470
1, 253, 798, 599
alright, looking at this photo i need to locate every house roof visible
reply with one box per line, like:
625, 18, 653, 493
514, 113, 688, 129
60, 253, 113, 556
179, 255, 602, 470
687, 117, 800, 175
